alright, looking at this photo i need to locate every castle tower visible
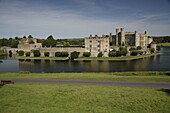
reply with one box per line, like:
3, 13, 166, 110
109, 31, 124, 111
120, 28, 125, 46
109, 33, 112, 44
144, 31, 148, 46
135, 31, 140, 46
116, 28, 119, 46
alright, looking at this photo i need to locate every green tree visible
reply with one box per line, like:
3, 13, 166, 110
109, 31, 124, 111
42, 35, 56, 47
83, 52, 91, 57
28, 35, 33, 39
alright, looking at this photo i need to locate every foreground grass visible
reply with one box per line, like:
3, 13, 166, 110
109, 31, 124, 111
0, 72, 170, 82
16, 56, 68, 60
76, 53, 159, 60
157, 43, 170, 47
0, 84, 169, 113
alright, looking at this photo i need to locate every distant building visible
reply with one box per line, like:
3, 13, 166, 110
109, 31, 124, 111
85, 35, 109, 57
110, 28, 153, 48
18, 38, 42, 51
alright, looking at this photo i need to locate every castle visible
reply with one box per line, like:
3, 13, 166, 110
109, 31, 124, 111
4, 28, 156, 57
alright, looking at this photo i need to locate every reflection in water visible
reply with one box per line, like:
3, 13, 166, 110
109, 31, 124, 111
0, 47, 170, 73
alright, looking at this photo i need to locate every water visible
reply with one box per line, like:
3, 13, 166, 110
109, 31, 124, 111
0, 47, 170, 73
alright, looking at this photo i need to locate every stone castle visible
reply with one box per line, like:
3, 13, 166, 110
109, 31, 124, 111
4, 28, 156, 57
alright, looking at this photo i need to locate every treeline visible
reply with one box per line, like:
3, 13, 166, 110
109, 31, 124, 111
152, 36, 170, 43
0, 35, 84, 48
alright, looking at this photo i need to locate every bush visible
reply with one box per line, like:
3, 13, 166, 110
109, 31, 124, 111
131, 51, 138, 56
150, 48, 155, 53
18, 50, 24, 56
131, 51, 143, 56
129, 48, 137, 51
26, 52, 30, 56
137, 46, 142, 50
55, 52, 62, 57
44, 52, 49, 57
109, 52, 116, 57
116, 51, 123, 56
61, 52, 69, 57
83, 52, 91, 57
32, 50, 41, 57
55, 52, 69, 57
97, 52, 103, 57
70, 51, 80, 59
138, 51, 143, 55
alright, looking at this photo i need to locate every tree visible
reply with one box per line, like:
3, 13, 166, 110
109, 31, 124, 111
42, 35, 56, 47
28, 35, 33, 39
150, 48, 155, 53
44, 52, 49, 57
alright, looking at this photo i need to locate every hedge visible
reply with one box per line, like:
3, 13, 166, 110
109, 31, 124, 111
26, 52, 30, 56
70, 51, 80, 59
44, 52, 49, 57
83, 52, 91, 57
18, 50, 24, 56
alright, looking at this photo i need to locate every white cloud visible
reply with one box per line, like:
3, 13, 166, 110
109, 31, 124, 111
0, 0, 170, 38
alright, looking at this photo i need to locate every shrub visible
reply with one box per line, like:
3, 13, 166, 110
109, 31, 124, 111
137, 46, 142, 50
18, 50, 24, 56
129, 48, 137, 51
116, 51, 123, 56
61, 52, 69, 57
131, 51, 143, 56
150, 48, 155, 53
26, 52, 30, 56
44, 52, 49, 57
109, 52, 116, 57
83, 52, 91, 57
55, 52, 62, 57
97, 52, 103, 57
70, 51, 80, 59
131, 51, 138, 56
32, 50, 41, 57
55, 52, 69, 57
138, 51, 143, 55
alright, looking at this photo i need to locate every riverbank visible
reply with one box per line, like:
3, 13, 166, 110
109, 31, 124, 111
0, 71, 170, 83
16, 56, 69, 60
75, 53, 160, 61
157, 43, 170, 47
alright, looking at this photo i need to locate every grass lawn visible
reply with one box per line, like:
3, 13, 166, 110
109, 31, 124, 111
76, 53, 159, 60
0, 72, 170, 82
0, 84, 169, 113
16, 56, 68, 60
157, 43, 170, 47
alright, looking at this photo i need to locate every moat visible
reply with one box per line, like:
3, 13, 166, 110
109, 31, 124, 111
0, 47, 170, 73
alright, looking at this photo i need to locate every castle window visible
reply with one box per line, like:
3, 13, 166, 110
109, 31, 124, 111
106, 45, 108, 47
97, 45, 100, 47
90, 40, 92, 43
90, 45, 92, 47
106, 41, 108, 43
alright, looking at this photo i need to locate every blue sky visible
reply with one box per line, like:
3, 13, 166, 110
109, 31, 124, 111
0, 0, 170, 39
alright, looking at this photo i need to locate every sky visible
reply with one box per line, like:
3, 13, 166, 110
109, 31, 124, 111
0, 0, 170, 39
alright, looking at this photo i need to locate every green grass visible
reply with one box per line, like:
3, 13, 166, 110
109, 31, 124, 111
16, 56, 68, 60
0, 72, 170, 82
0, 84, 169, 113
76, 53, 159, 60
157, 43, 170, 47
